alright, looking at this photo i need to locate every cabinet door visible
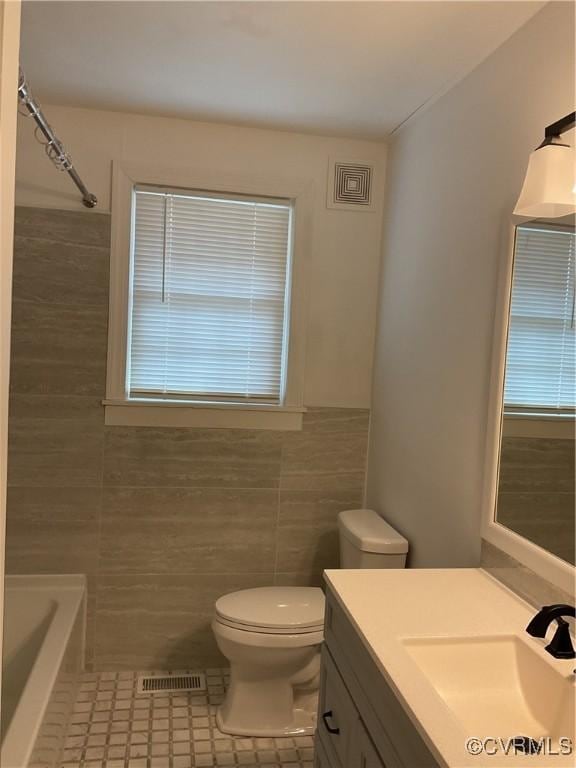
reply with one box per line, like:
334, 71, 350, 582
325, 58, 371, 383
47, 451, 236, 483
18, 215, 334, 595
325, 589, 440, 768
318, 647, 359, 766
314, 734, 332, 768
355, 722, 388, 768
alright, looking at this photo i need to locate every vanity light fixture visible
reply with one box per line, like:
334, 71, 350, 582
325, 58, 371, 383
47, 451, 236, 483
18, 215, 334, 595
514, 111, 576, 218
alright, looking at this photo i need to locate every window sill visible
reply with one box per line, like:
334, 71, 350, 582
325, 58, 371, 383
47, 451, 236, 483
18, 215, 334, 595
503, 408, 575, 420
103, 399, 305, 430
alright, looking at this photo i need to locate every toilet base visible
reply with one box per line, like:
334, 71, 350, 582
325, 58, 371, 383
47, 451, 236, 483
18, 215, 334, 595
216, 698, 317, 737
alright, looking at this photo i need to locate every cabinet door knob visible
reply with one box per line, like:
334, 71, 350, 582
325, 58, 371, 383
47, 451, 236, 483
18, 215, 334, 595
322, 710, 340, 735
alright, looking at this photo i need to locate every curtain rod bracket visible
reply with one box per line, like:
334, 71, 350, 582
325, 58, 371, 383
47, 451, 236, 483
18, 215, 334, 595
82, 194, 98, 209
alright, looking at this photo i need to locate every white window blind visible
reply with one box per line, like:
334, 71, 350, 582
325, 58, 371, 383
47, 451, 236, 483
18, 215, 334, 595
128, 188, 292, 403
504, 225, 575, 412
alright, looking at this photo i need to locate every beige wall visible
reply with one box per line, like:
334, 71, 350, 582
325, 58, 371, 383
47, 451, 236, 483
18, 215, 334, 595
6, 207, 370, 669
366, 2, 575, 567
15, 106, 387, 409
0, 0, 21, 709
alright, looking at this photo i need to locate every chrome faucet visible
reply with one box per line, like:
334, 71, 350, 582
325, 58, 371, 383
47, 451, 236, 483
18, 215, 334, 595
526, 605, 575, 659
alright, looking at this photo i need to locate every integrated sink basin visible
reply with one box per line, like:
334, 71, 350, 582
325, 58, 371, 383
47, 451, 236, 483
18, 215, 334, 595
403, 635, 575, 740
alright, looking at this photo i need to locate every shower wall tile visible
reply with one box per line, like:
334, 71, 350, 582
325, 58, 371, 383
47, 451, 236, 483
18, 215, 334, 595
280, 433, 367, 491
94, 573, 273, 669
103, 427, 283, 489
5, 486, 102, 575
496, 491, 575, 565
9, 393, 103, 422
99, 487, 278, 574
12, 236, 109, 306
302, 407, 370, 434
274, 571, 326, 588
14, 206, 111, 248
497, 490, 575, 523
497, 436, 575, 564
276, 489, 363, 573
10, 301, 108, 396
7, 402, 104, 487
6, 207, 371, 671
498, 436, 575, 493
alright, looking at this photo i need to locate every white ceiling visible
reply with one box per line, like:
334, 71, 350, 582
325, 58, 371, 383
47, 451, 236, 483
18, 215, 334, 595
20, 1, 545, 140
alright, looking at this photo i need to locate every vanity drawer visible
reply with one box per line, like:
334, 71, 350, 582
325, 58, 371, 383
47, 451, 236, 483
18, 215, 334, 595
318, 645, 359, 767
324, 588, 439, 768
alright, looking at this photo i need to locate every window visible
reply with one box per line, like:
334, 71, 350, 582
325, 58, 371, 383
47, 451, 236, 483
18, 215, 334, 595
105, 163, 310, 429
129, 187, 292, 404
504, 224, 575, 414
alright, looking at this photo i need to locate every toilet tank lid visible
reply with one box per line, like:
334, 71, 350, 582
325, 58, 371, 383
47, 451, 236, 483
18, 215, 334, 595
338, 509, 408, 554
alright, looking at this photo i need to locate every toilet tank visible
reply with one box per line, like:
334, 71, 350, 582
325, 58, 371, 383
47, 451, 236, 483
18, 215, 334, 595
338, 509, 408, 568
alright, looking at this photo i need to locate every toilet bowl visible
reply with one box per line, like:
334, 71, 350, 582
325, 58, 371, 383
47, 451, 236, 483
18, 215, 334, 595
212, 508, 409, 737
212, 586, 324, 737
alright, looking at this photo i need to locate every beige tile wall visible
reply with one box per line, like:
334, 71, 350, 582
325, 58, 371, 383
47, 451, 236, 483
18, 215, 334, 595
497, 436, 575, 565
6, 207, 370, 670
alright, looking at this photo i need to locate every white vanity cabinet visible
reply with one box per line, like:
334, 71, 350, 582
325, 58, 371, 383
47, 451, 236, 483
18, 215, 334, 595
315, 586, 440, 768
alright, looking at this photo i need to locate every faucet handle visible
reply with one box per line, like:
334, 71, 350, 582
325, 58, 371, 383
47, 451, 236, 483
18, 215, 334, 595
545, 618, 576, 660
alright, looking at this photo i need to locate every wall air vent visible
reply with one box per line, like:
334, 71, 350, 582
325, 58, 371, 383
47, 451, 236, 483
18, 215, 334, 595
136, 672, 206, 695
328, 160, 376, 211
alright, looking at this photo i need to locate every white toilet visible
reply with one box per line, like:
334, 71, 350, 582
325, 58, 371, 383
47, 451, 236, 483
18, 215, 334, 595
211, 508, 408, 737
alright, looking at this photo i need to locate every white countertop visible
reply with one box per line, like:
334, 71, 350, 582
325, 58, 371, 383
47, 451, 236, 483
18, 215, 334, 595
324, 568, 576, 768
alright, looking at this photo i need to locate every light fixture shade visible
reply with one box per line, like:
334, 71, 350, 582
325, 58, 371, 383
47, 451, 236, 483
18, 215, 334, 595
513, 143, 576, 218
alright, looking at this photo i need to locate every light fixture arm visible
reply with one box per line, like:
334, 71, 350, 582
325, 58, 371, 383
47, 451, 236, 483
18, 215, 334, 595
539, 111, 576, 148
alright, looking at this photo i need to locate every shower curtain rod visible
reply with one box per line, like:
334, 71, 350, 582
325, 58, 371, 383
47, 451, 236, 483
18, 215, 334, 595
17, 68, 97, 209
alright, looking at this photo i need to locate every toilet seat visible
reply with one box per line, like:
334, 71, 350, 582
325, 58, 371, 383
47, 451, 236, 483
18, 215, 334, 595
212, 619, 324, 648
215, 586, 325, 635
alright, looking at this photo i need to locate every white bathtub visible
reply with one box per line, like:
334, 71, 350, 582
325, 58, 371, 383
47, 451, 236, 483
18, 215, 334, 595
1, 575, 86, 768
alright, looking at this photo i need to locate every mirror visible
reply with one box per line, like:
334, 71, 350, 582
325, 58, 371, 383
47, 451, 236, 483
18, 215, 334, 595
495, 219, 575, 565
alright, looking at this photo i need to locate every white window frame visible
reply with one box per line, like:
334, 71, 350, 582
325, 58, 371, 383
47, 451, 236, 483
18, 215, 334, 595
482, 220, 574, 594
105, 162, 312, 430
503, 221, 575, 418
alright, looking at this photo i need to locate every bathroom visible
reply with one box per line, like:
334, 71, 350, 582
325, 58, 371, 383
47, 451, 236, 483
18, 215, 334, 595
0, 0, 574, 766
